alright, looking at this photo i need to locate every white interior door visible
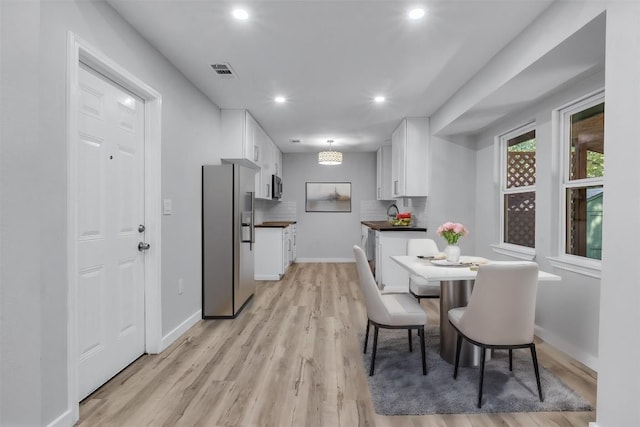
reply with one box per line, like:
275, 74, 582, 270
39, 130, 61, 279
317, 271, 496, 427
76, 63, 146, 399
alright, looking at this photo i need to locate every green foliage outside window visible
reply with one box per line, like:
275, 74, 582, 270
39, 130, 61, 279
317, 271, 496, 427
508, 139, 536, 152
587, 151, 604, 178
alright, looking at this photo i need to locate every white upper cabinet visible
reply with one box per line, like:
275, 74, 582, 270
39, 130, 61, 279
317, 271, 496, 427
391, 117, 429, 197
254, 125, 268, 199
255, 125, 275, 200
255, 122, 283, 200
376, 145, 393, 200
221, 109, 282, 199
275, 149, 283, 178
220, 109, 261, 168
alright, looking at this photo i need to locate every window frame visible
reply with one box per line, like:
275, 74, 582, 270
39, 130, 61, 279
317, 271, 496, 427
547, 90, 604, 278
494, 121, 537, 259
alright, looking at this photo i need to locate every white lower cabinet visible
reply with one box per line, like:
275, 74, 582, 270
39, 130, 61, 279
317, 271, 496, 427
375, 230, 427, 292
360, 224, 368, 250
290, 224, 297, 262
255, 225, 294, 280
282, 226, 291, 273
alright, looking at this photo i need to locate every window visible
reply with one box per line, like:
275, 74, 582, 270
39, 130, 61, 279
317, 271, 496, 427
560, 93, 604, 260
499, 123, 536, 249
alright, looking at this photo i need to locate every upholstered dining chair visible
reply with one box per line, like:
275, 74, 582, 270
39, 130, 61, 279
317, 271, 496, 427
353, 245, 427, 376
407, 239, 441, 300
448, 261, 543, 408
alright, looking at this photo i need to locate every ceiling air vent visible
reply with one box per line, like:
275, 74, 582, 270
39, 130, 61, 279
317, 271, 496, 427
289, 139, 301, 144
210, 63, 238, 79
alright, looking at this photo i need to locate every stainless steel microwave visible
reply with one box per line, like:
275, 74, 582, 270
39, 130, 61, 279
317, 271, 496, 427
272, 175, 282, 199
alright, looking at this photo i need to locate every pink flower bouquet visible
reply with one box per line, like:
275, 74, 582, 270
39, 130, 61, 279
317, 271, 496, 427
436, 222, 468, 245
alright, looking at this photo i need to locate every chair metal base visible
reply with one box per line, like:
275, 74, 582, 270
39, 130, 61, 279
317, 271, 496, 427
450, 324, 543, 408
410, 290, 440, 301
364, 318, 427, 376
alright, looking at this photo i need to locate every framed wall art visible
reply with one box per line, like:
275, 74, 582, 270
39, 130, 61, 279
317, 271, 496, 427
305, 182, 352, 212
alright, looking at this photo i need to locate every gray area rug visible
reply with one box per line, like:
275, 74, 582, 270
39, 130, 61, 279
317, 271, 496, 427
362, 327, 592, 415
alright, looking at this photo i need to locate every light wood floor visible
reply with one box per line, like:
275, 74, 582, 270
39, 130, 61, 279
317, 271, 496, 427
78, 262, 597, 426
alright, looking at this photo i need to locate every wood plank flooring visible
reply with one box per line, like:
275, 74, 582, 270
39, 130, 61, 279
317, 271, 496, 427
78, 262, 597, 426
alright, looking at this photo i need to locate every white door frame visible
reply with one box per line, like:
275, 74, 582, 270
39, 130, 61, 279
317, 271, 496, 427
65, 32, 162, 423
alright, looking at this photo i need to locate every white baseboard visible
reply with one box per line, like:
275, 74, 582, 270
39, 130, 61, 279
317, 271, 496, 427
255, 274, 282, 280
588, 423, 600, 427
534, 324, 599, 371
46, 409, 73, 427
159, 309, 202, 352
295, 257, 354, 263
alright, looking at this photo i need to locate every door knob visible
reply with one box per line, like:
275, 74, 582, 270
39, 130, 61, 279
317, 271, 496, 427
138, 242, 151, 251
138, 224, 146, 233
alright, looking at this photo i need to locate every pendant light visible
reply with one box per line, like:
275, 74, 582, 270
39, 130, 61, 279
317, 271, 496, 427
318, 140, 343, 165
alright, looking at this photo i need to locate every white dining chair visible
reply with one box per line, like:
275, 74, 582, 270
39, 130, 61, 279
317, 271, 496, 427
353, 245, 428, 376
407, 239, 441, 300
448, 261, 543, 408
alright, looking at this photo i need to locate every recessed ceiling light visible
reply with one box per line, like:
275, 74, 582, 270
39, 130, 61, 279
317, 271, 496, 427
374, 96, 386, 103
408, 8, 426, 20
232, 8, 249, 20
275, 96, 286, 103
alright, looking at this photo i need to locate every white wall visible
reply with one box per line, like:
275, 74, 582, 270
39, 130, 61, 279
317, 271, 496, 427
1, 1, 43, 425
1, 0, 222, 424
473, 70, 605, 369
426, 135, 477, 255
283, 152, 376, 261
596, 3, 640, 427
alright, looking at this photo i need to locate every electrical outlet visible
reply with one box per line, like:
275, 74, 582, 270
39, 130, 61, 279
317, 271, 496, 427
178, 278, 184, 295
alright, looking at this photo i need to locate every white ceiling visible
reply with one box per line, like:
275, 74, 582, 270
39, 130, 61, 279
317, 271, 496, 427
106, 0, 556, 153
439, 12, 606, 136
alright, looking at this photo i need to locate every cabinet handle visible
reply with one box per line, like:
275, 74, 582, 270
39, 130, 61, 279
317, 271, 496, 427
267, 183, 270, 198
377, 187, 381, 198
393, 180, 398, 195
254, 145, 259, 162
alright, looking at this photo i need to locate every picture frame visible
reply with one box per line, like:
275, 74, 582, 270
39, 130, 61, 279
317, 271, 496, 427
305, 182, 352, 212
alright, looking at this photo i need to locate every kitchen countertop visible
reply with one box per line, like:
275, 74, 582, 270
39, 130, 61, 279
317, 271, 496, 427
256, 221, 297, 228
361, 221, 427, 232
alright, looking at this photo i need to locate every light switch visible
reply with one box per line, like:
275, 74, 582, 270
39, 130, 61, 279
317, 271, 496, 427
163, 199, 173, 215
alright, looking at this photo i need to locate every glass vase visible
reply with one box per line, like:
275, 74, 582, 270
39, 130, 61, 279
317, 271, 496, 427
445, 244, 461, 263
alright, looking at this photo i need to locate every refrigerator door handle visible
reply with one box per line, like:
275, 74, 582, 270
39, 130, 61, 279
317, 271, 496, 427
250, 191, 255, 249
241, 191, 256, 248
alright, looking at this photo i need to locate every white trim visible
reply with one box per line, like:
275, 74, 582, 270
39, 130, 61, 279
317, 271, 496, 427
491, 243, 536, 260
255, 274, 282, 280
556, 90, 605, 261
66, 32, 162, 424
295, 257, 354, 263
159, 310, 202, 352
588, 423, 601, 427
546, 255, 602, 279
535, 324, 598, 371
497, 121, 537, 248
45, 409, 73, 427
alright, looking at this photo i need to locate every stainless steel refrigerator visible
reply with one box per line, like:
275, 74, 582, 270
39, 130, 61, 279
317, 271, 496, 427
202, 164, 256, 318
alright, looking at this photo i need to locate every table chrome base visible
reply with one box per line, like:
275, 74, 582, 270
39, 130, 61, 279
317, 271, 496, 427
440, 279, 490, 367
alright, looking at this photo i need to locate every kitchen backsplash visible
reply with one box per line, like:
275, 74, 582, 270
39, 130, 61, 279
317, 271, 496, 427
360, 198, 427, 228
360, 200, 389, 221
255, 200, 297, 222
